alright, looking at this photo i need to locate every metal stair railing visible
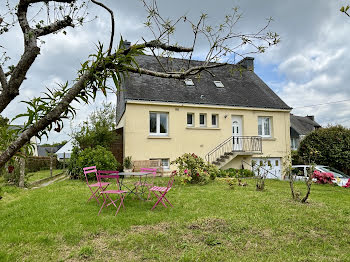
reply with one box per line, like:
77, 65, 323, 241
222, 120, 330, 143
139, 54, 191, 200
205, 136, 262, 164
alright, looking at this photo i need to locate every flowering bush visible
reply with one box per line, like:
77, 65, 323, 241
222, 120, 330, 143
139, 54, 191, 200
313, 170, 335, 184
171, 153, 219, 185
343, 178, 350, 188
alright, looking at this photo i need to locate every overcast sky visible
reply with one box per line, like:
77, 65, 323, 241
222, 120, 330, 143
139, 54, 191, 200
1, 0, 350, 144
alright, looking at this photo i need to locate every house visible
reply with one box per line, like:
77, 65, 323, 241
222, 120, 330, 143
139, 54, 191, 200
37, 145, 61, 157
290, 114, 321, 150
56, 140, 74, 160
115, 55, 292, 179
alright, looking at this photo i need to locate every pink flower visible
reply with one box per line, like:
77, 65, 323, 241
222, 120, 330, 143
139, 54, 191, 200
184, 169, 188, 174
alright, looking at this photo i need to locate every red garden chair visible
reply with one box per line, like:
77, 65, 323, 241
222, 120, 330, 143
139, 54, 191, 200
97, 170, 128, 216
149, 173, 175, 210
83, 166, 110, 204
135, 168, 157, 200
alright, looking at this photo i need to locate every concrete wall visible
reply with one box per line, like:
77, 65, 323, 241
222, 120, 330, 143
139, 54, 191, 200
119, 100, 291, 170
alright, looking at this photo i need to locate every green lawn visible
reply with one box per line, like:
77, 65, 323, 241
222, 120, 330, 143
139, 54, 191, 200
0, 178, 349, 261
27, 169, 65, 183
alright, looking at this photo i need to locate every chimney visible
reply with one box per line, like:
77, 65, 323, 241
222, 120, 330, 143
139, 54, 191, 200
122, 40, 131, 49
237, 57, 254, 71
306, 115, 315, 121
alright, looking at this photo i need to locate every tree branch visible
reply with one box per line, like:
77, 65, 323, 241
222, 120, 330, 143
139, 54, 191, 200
0, 65, 7, 90
0, 46, 40, 113
91, 0, 114, 56
144, 40, 193, 52
124, 62, 226, 79
0, 72, 90, 167
34, 16, 74, 37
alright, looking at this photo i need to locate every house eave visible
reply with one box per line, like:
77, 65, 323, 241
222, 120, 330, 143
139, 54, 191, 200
125, 99, 292, 112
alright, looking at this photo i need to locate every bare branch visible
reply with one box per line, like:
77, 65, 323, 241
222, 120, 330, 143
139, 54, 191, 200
34, 16, 74, 37
91, 0, 114, 55
126, 40, 193, 54
0, 65, 7, 90
124, 63, 226, 79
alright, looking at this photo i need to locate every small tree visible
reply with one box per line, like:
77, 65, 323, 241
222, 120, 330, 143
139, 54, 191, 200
283, 155, 313, 203
72, 102, 117, 149
252, 158, 272, 191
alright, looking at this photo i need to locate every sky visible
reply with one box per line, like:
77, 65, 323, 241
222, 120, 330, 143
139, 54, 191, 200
1, 0, 350, 144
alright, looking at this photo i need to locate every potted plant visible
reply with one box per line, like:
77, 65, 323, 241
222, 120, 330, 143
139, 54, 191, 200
123, 156, 133, 172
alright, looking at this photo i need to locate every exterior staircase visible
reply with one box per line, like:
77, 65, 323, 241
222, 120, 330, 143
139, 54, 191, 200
205, 136, 262, 168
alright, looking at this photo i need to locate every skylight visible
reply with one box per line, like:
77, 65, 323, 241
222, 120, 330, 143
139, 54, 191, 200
184, 79, 194, 86
214, 81, 224, 88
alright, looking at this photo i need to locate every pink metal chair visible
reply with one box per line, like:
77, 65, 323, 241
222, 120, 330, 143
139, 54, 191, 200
83, 166, 110, 204
149, 173, 175, 210
97, 170, 128, 216
135, 168, 157, 200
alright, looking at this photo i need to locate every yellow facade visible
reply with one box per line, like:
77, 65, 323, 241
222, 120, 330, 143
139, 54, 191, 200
118, 100, 291, 172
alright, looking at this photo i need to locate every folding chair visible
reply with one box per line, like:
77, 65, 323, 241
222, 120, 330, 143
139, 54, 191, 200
97, 171, 128, 216
135, 168, 157, 200
83, 166, 110, 204
149, 173, 175, 210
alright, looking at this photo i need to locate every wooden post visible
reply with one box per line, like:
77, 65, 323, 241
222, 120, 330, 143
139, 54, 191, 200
19, 157, 25, 188
50, 148, 53, 177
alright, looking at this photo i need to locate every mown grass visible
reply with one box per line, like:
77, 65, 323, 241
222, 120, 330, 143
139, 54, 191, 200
0, 177, 349, 261
27, 169, 65, 183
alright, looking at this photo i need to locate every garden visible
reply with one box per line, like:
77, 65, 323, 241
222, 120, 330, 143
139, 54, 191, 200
1, 173, 350, 261
1, 105, 350, 261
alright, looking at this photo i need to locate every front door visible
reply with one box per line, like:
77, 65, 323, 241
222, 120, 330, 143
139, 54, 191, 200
232, 116, 243, 151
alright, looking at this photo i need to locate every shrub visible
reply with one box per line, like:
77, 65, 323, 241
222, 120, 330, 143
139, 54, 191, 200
218, 168, 255, 178
313, 170, 334, 184
25, 156, 58, 172
298, 125, 350, 175
68, 146, 121, 180
171, 153, 218, 185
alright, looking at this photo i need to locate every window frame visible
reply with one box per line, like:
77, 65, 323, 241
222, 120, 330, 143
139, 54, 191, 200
149, 112, 169, 136
211, 114, 218, 127
258, 116, 272, 137
187, 113, 194, 127
199, 113, 207, 127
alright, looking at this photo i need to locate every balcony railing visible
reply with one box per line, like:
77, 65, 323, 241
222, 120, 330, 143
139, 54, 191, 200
205, 136, 262, 164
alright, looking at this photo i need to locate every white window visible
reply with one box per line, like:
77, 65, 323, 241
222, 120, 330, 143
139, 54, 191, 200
258, 117, 271, 137
291, 138, 298, 150
184, 79, 194, 86
150, 112, 168, 136
187, 113, 194, 126
199, 113, 206, 127
150, 158, 170, 170
212, 114, 218, 127
161, 159, 170, 169
213, 81, 224, 88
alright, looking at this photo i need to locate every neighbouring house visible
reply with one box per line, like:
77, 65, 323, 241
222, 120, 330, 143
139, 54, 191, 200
37, 145, 61, 157
290, 114, 321, 150
56, 140, 74, 160
115, 54, 292, 179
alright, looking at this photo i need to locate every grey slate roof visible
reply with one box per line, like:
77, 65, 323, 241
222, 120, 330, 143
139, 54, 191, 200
37, 146, 60, 157
122, 55, 291, 110
290, 114, 321, 136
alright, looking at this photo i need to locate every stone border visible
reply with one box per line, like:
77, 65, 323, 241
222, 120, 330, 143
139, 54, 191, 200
29, 171, 67, 187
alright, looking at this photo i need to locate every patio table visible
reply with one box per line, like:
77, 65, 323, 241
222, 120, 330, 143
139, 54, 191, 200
118, 172, 151, 200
